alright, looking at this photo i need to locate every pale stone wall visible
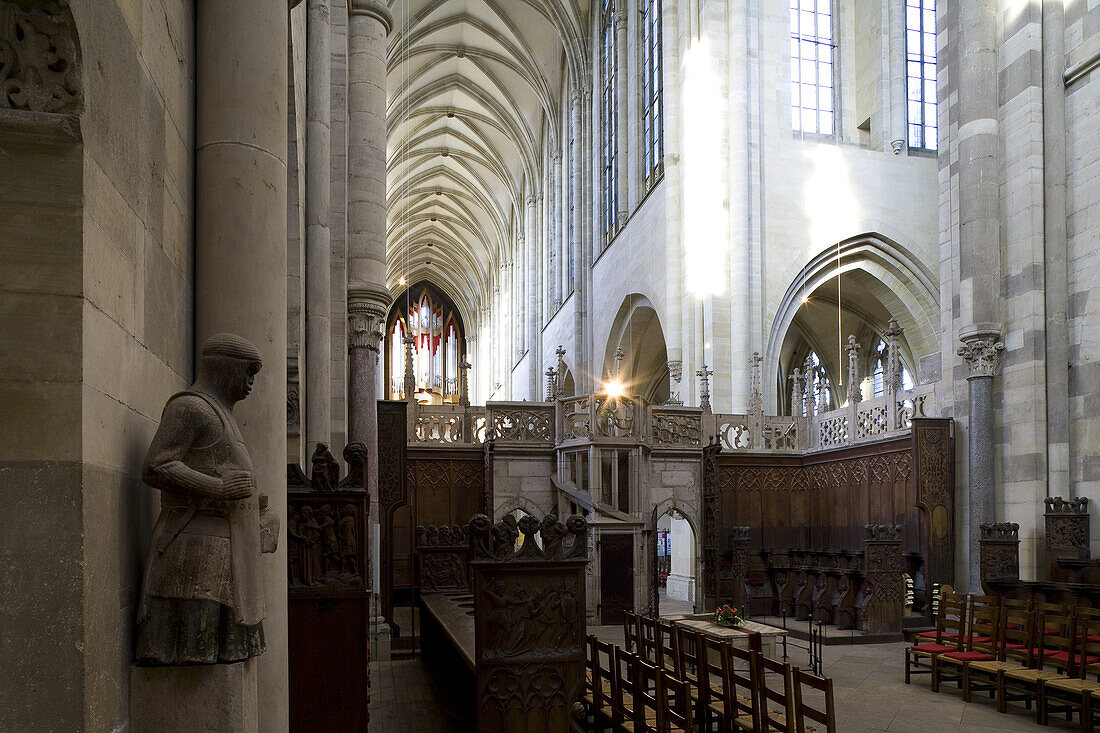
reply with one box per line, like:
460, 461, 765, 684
1064, 6, 1100, 560
0, 2, 202, 730
0, 133, 86, 733
492, 452, 557, 519
77, 0, 197, 729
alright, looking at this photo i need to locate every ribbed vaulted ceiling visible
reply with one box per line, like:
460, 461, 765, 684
385, 0, 588, 323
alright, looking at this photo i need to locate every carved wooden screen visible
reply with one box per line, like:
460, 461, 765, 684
378, 400, 408, 629
288, 487, 370, 732
391, 448, 486, 603
703, 418, 953, 612
469, 513, 590, 733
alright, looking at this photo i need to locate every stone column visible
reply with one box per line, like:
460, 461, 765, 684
569, 88, 584, 384
526, 193, 539, 398
886, 0, 906, 153
305, 0, 332, 458
614, 9, 629, 221
194, 0, 287, 728
958, 335, 1005, 591
347, 0, 393, 595
956, 0, 1002, 591
550, 151, 562, 309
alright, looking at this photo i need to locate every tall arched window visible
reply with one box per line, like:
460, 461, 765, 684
641, 0, 664, 192
600, 0, 618, 246
790, 0, 835, 136
385, 282, 466, 404
906, 0, 937, 150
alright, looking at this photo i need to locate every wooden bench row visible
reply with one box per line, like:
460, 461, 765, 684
905, 594, 1100, 730
580, 612, 835, 732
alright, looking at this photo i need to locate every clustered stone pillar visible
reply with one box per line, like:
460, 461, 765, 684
305, 0, 332, 459
193, 0, 288, 729
956, 0, 1004, 594
347, 0, 393, 593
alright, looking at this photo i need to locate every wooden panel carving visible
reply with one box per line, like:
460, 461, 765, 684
378, 400, 408, 630
862, 524, 904, 634
287, 460, 371, 732
470, 513, 589, 733
415, 524, 470, 593
709, 418, 954, 621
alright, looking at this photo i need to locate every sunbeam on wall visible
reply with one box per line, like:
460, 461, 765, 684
804, 145, 860, 252
682, 37, 727, 298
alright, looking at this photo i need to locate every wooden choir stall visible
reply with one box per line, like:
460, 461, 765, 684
416, 512, 591, 732
286, 444, 372, 732
703, 418, 955, 636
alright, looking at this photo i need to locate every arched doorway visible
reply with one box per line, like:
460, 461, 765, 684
655, 508, 697, 616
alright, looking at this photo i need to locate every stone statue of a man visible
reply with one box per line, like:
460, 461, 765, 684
136, 333, 279, 665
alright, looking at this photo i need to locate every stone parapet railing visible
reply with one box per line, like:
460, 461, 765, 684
402, 384, 933, 453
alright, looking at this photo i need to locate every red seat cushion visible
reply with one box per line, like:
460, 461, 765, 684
911, 643, 955, 653
997, 642, 1027, 651
969, 635, 992, 643
1049, 652, 1100, 665
943, 651, 996, 662
1088, 635, 1100, 643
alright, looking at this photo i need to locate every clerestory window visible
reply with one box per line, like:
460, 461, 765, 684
906, 0, 937, 150
790, 0, 835, 136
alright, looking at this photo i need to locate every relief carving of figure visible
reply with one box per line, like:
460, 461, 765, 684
136, 334, 279, 665
317, 503, 340, 577
339, 504, 359, 577
298, 505, 323, 585
287, 507, 303, 586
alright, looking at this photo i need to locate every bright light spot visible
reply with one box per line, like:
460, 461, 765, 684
804, 146, 860, 252
399, 276, 407, 286
802, 295, 810, 305
604, 379, 625, 399
682, 37, 727, 298
704, 342, 711, 350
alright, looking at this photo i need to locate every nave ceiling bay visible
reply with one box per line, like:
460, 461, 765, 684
385, 0, 588, 322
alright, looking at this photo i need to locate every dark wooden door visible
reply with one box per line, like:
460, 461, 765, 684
600, 533, 634, 625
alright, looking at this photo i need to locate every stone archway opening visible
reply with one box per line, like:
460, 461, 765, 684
604, 295, 671, 404
656, 508, 697, 616
776, 268, 924, 415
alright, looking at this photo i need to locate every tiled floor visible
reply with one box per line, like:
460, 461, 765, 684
370, 626, 1078, 732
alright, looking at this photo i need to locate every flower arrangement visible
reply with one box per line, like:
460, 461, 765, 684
713, 604, 744, 628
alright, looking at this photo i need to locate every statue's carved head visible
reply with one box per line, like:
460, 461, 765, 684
199, 333, 263, 403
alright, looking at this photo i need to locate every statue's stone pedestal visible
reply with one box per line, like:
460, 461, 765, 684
130, 660, 257, 733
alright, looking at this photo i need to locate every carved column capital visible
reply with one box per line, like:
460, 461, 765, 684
957, 330, 1005, 379
614, 10, 628, 31
349, 0, 393, 33
526, 194, 537, 207
347, 285, 388, 352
